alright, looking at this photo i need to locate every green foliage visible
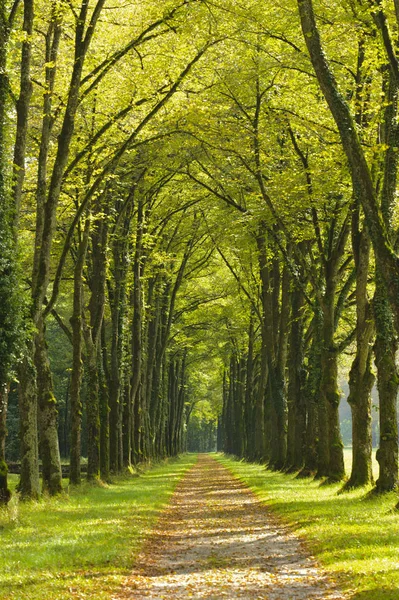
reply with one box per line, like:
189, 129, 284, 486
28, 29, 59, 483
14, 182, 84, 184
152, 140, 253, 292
186, 408, 217, 453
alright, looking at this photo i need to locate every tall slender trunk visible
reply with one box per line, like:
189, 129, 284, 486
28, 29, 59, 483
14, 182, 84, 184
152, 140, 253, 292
130, 199, 144, 465
69, 220, 90, 485
300, 310, 322, 477
85, 208, 107, 479
12, 0, 33, 227
109, 206, 132, 471
244, 313, 255, 460
270, 262, 290, 470
146, 278, 160, 456
122, 374, 131, 467
35, 316, 62, 494
174, 355, 186, 455
14, 0, 41, 499
255, 230, 268, 461
347, 228, 375, 487
235, 356, 246, 457
85, 336, 100, 480
0, 5, 10, 505
320, 284, 345, 482
374, 73, 399, 494
99, 328, 110, 481
0, 386, 10, 504
18, 348, 40, 499
374, 265, 399, 492
286, 285, 306, 471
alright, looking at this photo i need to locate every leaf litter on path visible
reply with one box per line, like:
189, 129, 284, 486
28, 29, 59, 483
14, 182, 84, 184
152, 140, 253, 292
113, 454, 345, 599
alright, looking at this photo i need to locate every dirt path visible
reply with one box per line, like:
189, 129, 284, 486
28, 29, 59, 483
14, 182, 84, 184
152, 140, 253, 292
115, 454, 345, 599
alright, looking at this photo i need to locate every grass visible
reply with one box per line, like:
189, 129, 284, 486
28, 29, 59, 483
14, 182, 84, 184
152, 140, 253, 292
0, 454, 197, 599
215, 451, 399, 600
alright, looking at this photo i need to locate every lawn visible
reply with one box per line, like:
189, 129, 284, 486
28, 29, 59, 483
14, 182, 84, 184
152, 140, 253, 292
216, 452, 399, 600
0, 454, 197, 599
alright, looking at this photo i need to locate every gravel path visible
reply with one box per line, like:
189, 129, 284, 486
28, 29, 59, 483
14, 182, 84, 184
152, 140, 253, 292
115, 454, 345, 599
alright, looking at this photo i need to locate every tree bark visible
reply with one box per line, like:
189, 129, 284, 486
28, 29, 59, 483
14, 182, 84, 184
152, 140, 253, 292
254, 230, 268, 461
300, 309, 322, 477
18, 350, 40, 499
12, 0, 33, 228
99, 327, 110, 481
0, 386, 10, 504
130, 198, 144, 465
347, 228, 375, 487
85, 337, 100, 480
270, 261, 290, 470
109, 211, 131, 472
286, 284, 306, 472
320, 287, 345, 482
69, 219, 90, 485
35, 316, 62, 494
374, 265, 399, 492
85, 208, 108, 480
244, 312, 255, 461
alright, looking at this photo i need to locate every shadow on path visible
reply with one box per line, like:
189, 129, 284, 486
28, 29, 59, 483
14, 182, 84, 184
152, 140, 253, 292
115, 454, 346, 599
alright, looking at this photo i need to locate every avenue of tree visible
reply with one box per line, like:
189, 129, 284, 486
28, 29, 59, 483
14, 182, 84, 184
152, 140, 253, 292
2, 0, 399, 505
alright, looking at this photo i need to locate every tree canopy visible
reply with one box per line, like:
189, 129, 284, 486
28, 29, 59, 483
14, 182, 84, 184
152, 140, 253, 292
1, 0, 399, 505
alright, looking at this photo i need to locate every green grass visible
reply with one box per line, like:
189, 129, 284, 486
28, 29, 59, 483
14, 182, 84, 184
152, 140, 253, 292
0, 454, 197, 599
215, 452, 399, 600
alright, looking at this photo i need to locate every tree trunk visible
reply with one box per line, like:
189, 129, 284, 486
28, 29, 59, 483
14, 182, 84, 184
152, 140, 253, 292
35, 317, 62, 495
244, 313, 255, 460
270, 262, 290, 470
254, 231, 268, 461
320, 287, 345, 482
85, 338, 100, 480
0, 386, 10, 504
347, 228, 375, 487
85, 207, 107, 480
99, 346, 110, 481
300, 309, 322, 477
12, 0, 33, 228
122, 375, 132, 467
109, 209, 131, 472
18, 352, 40, 499
374, 265, 399, 492
10, 0, 39, 500
286, 284, 306, 472
69, 220, 90, 485
130, 199, 144, 464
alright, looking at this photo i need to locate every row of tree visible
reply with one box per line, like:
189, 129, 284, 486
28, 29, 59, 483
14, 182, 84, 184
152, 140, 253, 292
2, 0, 399, 505
215, 0, 399, 494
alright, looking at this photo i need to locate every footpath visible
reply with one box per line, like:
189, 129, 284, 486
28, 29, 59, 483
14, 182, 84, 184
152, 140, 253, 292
114, 454, 345, 599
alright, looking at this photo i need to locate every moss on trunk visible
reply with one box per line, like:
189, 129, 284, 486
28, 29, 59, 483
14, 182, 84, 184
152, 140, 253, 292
374, 268, 398, 492
35, 318, 62, 495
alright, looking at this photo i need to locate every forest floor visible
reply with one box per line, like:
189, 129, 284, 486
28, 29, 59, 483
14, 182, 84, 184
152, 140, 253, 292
115, 454, 344, 599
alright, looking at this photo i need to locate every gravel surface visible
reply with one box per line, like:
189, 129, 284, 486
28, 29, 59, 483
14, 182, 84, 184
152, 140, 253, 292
115, 454, 346, 599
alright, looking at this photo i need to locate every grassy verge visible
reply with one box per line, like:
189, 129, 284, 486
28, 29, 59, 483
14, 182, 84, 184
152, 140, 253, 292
0, 454, 197, 599
215, 453, 399, 600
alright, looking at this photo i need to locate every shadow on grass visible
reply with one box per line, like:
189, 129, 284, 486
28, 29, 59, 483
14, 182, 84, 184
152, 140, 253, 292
0, 454, 198, 600
350, 589, 399, 600
216, 455, 399, 599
